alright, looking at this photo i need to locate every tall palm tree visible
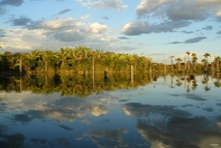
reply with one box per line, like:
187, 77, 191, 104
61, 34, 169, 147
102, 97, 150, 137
3, 51, 13, 71
25, 50, 41, 73
214, 56, 221, 73
14, 52, 24, 74
186, 51, 191, 72
40, 50, 54, 72
203, 53, 211, 72
191, 53, 197, 73
169, 56, 174, 73
175, 58, 182, 72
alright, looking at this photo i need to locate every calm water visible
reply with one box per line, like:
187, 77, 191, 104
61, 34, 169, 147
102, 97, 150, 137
0, 75, 221, 148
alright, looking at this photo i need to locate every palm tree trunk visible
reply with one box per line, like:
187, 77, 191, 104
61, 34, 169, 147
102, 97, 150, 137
217, 61, 220, 73
131, 64, 134, 84
184, 56, 187, 72
171, 60, 174, 73
19, 59, 22, 74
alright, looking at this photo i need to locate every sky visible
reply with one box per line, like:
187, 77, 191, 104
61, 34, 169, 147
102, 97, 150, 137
0, 0, 221, 62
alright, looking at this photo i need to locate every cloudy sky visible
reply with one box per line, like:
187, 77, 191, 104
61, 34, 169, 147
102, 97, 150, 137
0, 0, 221, 62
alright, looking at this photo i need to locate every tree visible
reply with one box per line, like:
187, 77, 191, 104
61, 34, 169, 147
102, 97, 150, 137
175, 58, 182, 72
191, 53, 197, 73
14, 52, 24, 74
169, 56, 174, 72
203, 53, 211, 72
25, 50, 41, 73
3, 51, 13, 71
186, 51, 191, 72
39, 50, 55, 72
214, 56, 221, 73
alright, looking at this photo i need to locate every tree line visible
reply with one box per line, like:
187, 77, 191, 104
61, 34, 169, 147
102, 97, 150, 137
0, 46, 152, 76
157, 51, 221, 74
0, 46, 221, 75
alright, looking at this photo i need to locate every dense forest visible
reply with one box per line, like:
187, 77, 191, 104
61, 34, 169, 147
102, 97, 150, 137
0, 46, 152, 75
0, 46, 221, 75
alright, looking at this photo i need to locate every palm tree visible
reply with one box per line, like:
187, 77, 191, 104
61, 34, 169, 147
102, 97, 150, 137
169, 56, 174, 73
191, 53, 197, 73
39, 50, 54, 72
203, 53, 211, 73
59, 48, 68, 70
129, 55, 135, 83
175, 58, 182, 72
3, 51, 13, 71
25, 50, 41, 73
14, 52, 24, 74
214, 56, 221, 73
186, 51, 191, 72
201, 58, 207, 72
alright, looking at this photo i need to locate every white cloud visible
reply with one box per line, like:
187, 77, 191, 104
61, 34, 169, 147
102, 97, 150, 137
136, 0, 221, 21
41, 18, 84, 30
121, 20, 190, 36
76, 0, 127, 10
54, 29, 84, 42
86, 23, 108, 34
1, 15, 136, 52
121, 21, 148, 36
136, 0, 177, 17
194, 0, 221, 6
123, 0, 221, 36
166, 4, 209, 21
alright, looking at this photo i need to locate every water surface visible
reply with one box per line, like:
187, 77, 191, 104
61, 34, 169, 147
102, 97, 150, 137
0, 75, 221, 148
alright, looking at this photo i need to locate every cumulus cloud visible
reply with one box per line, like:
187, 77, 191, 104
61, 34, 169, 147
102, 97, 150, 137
166, 4, 209, 21
136, 0, 221, 19
131, 0, 221, 36
75, 0, 127, 10
1, 15, 132, 52
85, 23, 108, 34
9, 16, 32, 26
54, 29, 84, 42
28, 18, 84, 30
136, 0, 177, 17
121, 20, 190, 36
121, 21, 148, 36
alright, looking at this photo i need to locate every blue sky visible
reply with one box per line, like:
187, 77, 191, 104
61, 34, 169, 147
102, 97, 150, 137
0, 0, 221, 62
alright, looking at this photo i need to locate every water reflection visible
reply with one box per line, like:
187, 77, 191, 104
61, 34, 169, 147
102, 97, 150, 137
0, 74, 221, 147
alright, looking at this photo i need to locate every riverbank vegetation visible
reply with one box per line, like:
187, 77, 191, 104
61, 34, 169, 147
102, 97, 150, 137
0, 46, 152, 76
0, 47, 220, 76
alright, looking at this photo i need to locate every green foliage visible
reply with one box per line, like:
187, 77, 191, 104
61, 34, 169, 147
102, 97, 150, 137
0, 46, 153, 74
